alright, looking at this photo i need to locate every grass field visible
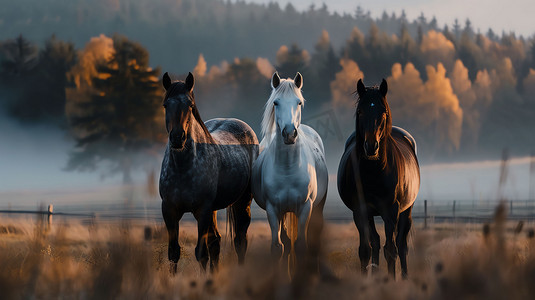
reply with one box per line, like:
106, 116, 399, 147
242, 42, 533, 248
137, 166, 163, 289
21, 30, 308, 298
1, 204, 535, 299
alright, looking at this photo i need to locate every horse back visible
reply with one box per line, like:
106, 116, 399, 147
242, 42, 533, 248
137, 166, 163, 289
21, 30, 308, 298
205, 118, 259, 210
391, 128, 420, 212
392, 126, 417, 155
205, 118, 258, 147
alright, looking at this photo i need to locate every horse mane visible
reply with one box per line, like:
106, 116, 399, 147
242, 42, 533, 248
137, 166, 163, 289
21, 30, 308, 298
260, 79, 305, 147
164, 81, 214, 144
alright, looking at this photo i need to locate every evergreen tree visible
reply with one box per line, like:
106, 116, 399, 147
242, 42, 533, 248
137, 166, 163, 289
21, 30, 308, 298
0, 34, 38, 118
66, 36, 162, 183
309, 30, 341, 107
275, 43, 309, 78
33, 35, 77, 124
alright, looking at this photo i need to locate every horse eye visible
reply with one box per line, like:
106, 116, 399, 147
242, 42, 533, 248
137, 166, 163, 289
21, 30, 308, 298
298, 102, 302, 106
274, 101, 279, 106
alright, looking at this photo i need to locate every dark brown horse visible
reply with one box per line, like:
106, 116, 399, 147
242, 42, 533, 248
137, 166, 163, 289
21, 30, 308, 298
337, 78, 420, 279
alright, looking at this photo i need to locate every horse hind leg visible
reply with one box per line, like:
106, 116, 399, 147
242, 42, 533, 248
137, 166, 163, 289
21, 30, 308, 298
396, 205, 413, 279
230, 192, 252, 264
280, 220, 292, 260
207, 211, 222, 272
162, 201, 184, 273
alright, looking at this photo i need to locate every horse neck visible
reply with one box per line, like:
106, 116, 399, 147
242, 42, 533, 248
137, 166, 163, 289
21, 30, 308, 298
272, 130, 302, 169
189, 115, 214, 145
167, 116, 215, 165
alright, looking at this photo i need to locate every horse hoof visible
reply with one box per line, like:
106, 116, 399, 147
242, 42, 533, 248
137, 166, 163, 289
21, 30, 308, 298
169, 262, 178, 274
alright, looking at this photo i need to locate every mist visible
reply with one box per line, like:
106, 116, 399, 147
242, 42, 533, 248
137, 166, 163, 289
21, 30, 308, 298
1, 0, 535, 212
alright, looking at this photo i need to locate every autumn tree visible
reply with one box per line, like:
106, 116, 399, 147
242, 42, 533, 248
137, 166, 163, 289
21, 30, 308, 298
66, 36, 163, 183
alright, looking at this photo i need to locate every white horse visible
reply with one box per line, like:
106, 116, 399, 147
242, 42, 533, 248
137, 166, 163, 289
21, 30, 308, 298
252, 72, 328, 273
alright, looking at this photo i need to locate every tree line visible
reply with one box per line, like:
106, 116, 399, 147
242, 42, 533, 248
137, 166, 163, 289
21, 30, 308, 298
1, 0, 534, 181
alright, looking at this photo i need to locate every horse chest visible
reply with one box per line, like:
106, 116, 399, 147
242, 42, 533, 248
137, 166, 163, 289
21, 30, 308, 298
159, 153, 219, 211
264, 166, 313, 211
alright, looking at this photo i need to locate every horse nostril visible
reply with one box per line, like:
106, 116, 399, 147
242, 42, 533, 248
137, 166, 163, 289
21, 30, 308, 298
374, 141, 379, 151
364, 141, 369, 150
180, 131, 186, 141
292, 129, 297, 138
282, 128, 287, 137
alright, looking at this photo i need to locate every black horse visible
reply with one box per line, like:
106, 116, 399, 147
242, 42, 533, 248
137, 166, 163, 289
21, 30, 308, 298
337, 79, 420, 279
159, 72, 259, 272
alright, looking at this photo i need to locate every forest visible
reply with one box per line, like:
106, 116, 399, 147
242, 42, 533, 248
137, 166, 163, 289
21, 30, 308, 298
1, 0, 535, 181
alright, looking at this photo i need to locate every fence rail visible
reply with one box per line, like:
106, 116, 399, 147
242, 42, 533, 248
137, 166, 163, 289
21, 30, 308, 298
1, 199, 535, 225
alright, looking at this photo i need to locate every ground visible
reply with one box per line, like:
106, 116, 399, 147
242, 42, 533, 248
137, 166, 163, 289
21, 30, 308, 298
0, 210, 534, 299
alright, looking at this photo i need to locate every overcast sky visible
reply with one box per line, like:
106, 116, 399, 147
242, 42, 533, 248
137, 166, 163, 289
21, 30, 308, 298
241, 0, 534, 37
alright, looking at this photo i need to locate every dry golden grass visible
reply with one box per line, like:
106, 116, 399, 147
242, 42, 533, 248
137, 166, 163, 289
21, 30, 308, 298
1, 209, 535, 300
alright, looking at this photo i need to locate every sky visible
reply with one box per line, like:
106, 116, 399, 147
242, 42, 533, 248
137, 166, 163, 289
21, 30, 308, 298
242, 0, 535, 37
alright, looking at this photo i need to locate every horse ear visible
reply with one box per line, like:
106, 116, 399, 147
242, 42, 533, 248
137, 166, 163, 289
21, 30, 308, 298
271, 72, 281, 89
380, 78, 388, 97
294, 72, 303, 89
185, 72, 195, 92
163, 72, 171, 91
357, 79, 366, 96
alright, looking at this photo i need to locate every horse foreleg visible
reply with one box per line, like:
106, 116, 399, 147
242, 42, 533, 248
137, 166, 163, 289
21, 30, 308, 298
194, 208, 212, 271
207, 211, 221, 272
295, 200, 312, 259
162, 201, 183, 274
396, 205, 413, 279
266, 203, 283, 260
383, 202, 400, 279
307, 199, 325, 273
368, 216, 380, 274
353, 210, 371, 275
231, 193, 252, 264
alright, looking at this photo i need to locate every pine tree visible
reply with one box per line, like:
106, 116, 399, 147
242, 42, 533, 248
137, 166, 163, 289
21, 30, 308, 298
275, 43, 309, 78
33, 35, 77, 124
0, 34, 38, 119
309, 30, 341, 106
66, 36, 162, 183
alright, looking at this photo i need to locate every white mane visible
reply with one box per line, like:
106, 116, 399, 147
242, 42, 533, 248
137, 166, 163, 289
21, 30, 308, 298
260, 79, 305, 149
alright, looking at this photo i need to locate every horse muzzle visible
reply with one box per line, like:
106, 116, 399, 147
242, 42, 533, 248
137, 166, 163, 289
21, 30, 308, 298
364, 140, 379, 159
170, 130, 187, 150
282, 126, 298, 145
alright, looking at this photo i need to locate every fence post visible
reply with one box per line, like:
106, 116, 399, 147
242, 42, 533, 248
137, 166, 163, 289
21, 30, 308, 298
47, 204, 53, 226
453, 201, 456, 220
510, 200, 513, 216
424, 199, 428, 229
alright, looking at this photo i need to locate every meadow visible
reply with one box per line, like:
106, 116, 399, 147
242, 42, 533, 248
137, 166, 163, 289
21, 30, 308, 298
1, 203, 534, 300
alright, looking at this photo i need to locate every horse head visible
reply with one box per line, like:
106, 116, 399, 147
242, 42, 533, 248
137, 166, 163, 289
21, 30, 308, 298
162, 72, 196, 151
355, 78, 392, 160
270, 72, 304, 145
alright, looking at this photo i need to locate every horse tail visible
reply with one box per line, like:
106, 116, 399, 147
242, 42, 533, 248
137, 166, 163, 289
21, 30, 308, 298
284, 212, 298, 274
